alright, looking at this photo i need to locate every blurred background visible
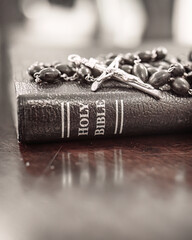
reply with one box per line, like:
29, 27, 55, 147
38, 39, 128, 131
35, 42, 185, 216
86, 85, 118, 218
1, 1, 192, 240
0, 0, 191, 48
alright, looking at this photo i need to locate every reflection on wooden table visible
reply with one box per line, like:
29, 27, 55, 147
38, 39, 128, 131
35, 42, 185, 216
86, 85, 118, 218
19, 134, 192, 191
0, 134, 192, 240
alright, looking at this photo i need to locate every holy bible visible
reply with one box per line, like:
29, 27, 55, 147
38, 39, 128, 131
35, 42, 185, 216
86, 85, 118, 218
13, 77, 192, 143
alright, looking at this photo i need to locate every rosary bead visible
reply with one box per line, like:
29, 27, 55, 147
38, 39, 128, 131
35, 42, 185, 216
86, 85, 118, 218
133, 63, 148, 82
78, 67, 91, 78
55, 64, 74, 76
123, 53, 138, 65
168, 63, 185, 77
28, 62, 44, 77
105, 59, 114, 66
43, 63, 51, 68
155, 47, 167, 61
150, 62, 160, 68
188, 51, 192, 62
158, 61, 170, 70
151, 61, 169, 69
120, 64, 133, 74
147, 67, 158, 77
171, 77, 190, 96
148, 70, 170, 88
106, 53, 117, 59
137, 50, 152, 62
52, 61, 61, 67
39, 68, 61, 82
143, 63, 151, 68
183, 61, 192, 73
176, 57, 182, 63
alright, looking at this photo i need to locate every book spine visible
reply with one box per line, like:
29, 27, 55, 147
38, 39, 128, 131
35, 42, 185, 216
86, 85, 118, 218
18, 92, 192, 142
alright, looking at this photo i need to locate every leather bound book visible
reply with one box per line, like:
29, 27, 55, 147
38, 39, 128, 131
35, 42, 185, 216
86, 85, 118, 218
10, 44, 192, 143
13, 77, 192, 143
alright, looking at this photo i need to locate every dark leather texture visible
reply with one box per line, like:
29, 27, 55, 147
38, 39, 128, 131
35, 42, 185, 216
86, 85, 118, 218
15, 80, 192, 143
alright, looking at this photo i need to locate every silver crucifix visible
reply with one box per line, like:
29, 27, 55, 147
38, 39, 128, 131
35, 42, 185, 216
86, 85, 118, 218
68, 54, 162, 99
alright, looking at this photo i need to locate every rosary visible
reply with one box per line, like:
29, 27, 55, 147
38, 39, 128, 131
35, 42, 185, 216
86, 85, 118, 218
28, 47, 192, 99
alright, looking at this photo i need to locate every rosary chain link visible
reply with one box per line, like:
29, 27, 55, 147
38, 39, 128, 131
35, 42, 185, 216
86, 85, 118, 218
85, 74, 95, 83
64, 72, 79, 82
188, 89, 192, 95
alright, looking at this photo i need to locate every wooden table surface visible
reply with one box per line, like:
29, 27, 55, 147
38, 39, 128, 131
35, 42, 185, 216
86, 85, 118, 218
1, 37, 192, 240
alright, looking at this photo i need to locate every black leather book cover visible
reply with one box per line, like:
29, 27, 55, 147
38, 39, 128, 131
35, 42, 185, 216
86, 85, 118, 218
13, 77, 192, 142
